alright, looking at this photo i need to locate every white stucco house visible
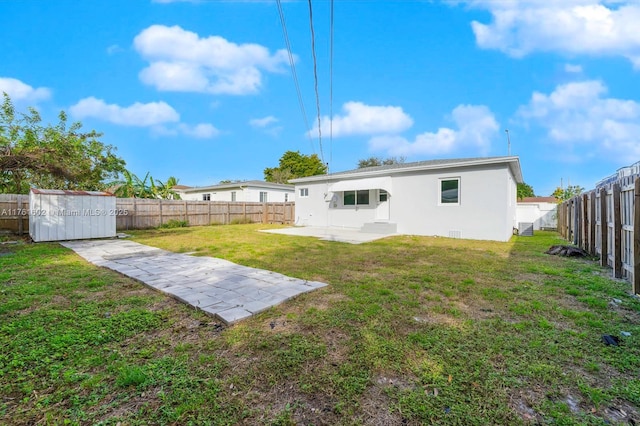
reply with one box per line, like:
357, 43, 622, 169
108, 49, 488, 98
516, 197, 558, 231
176, 181, 294, 203
290, 156, 523, 242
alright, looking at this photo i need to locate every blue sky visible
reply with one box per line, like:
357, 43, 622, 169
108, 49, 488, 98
2, 0, 640, 195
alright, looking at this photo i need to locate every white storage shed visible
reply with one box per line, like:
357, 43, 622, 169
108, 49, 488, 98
29, 189, 117, 242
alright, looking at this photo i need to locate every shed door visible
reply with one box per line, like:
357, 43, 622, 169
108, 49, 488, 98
375, 190, 390, 221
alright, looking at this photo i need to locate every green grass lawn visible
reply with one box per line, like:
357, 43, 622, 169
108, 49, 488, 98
1, 224, 640, 425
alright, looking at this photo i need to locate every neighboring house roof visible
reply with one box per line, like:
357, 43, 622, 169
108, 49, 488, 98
176, 180, 294, 193
290, 156, 523, 184
173, 185, 192, 190
519, 197, 558, 203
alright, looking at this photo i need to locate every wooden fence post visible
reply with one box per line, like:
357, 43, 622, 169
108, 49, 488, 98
634, 177, 640, 294
584, 193, 589, 251
262, 203, 267, 224
600, 187, 608, 267
159, 200, 163, 227
559, 203, 565, 238
613, 183, 623, 278
226, 202, 230, 224
17, 195, 23, 235
590, 191, 596, 256
182, 200, 187, 223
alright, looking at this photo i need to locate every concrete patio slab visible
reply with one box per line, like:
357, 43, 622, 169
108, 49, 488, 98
60, 239, 328, 325
260, 226, 395, 244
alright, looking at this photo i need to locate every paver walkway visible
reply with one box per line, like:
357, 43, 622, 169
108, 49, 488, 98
61, 239, 327, 324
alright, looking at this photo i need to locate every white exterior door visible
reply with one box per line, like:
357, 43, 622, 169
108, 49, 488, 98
375, 190, 390, 221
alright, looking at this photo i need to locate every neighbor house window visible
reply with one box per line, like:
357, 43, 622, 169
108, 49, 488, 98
284, 193, 289, 202
379, 190, 388, 202
260, 192, 268, 203
299, 188, 309, 197
439, 178, 460, 205
344, 190, 369, 206
231, 191, 236, 202
202, 193, 211, 201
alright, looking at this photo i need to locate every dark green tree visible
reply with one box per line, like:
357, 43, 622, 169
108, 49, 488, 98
264, 151, 327, 183
0, 93, 125, 193
517, 182, 535, 200
357, 156, 406, 168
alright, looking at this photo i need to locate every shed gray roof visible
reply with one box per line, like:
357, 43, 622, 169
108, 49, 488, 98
290, 156, 523, 183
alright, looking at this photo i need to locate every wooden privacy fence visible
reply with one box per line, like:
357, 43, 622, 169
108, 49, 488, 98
115, 199, 295, 229
557, 174, 640, 294
0, 194, 295, 233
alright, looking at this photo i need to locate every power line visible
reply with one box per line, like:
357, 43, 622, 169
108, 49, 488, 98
329, 0, 334, 172
307, 0, 325, 164
275, 0, 315, 154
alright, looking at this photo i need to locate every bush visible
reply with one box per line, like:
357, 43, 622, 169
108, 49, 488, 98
159, 219, 188, 229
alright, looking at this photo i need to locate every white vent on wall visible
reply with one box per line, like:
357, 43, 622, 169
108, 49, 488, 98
449, 230, 462, 239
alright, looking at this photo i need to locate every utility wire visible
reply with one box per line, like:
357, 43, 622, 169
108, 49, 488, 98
329, 0, 334, 173
275, 0, 315, 154
307, 0, 325, 164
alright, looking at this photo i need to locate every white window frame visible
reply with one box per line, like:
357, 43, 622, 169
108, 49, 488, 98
202, 193, 211, 201
284, 193, 289, 202
260, 191, 268, 203
299, 188, 309, 198
438, 177, 460, 206
231, 191, 236, 202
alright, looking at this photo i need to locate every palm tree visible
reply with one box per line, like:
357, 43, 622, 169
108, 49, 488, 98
154, 176, 181, 200
110, 171, 155, 198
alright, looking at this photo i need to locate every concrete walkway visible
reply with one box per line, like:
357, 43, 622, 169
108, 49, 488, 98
261, 226, 394, 244
60, 239, 327, 325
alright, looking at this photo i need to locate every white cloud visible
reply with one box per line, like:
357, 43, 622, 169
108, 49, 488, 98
517, 80, 640, 160
565, 63, 583, 73
311, 101, 414, 137
178, 123, 220, 138
249, 115, 278, 128
134, 25, 288, 95
368, 105, 499, 156
0, 77, 51, 102
106, 44, 124, 55
465, 1, 640, 68
69, 97, 180, 127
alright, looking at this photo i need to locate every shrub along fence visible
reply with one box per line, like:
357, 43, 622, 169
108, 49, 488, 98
557, 171, 640, 294
0, 194, 295, 234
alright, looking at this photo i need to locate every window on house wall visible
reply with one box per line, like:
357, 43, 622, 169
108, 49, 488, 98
379, 190, 388, 202
202, 193, 211, 201
344, 190, 370, 206
231, 191, 236, 202
260, 192, 268, 203
439, 178, 460, 205
284, 193, 289, 202
299, 188, 309, 197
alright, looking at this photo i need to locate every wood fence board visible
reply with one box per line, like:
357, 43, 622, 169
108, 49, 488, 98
613, 183, 623, 278
635, 177, 640, 293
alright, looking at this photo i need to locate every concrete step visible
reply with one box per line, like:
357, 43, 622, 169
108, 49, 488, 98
361, 222, 397, 234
